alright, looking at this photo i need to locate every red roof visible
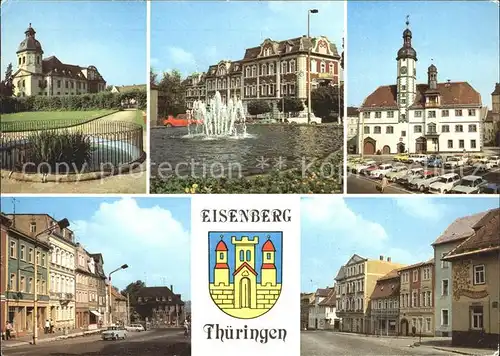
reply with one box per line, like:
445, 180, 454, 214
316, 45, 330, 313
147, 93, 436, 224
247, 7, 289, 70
261, 263, 275, 269
233, 262, 257, 276
215, 240, 228, 251
262, 239, 276, 252
215, 263, 229, 269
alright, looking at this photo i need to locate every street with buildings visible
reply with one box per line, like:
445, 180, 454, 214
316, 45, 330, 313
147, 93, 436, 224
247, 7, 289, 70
302, 206, 499, 354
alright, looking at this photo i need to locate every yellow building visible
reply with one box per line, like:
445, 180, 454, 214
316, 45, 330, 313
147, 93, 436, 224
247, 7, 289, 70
209, 235, 281, 319
443, 208, 499, 349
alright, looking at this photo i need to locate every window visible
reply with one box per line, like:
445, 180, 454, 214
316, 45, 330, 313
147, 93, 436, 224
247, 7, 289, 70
9, 273, 16, 290
20, 245, 26, 261
374, 126, 381, 134
246, 250, 251, 261
441, 252, 449, 268
455, 125, 464, 132
459, 140, 465, 149
387, 111, 394, 118
413, 270, 418, 282
473, 265, 485, 285
28, 277, 33, 293
426, 318, 431, 331
41, 253, 46, 267
414, 125, 422, 133
239, 250, 244, 261
471, 306, 483, 329
471, 140, 477, 149
468, 109, 476, 116
455, 109, 463, 116
20, 275, 26, 292
412, 291, 417, 307
9, 241, 17, 258
415, 111, 422, 117
364, 126, 370, 134
375, 112, 382, 118
428, 110, 436, 118
36, 251, 40, 265
423, 268, 430, 280
441, 309, 449, 326
402, 272, 409, 283
386, 126, 394, 134
442, 279, 449, 296
363, 112, 370, 119
266, 253, 271, 259
219, 252, 223, 259
441, 125, 450, 133
401, 130, 406, 137
401, 98, 406, 105
468, 124, 477, 132
442, 109, 449, 117
401, 85, 407, 91
448, 140, 453, 149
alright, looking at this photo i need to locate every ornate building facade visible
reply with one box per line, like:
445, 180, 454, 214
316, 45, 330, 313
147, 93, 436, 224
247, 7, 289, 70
12, 24, 106, 97
183, 36, 341, 112
369, 269, 400, 336
358, 19, 482, 154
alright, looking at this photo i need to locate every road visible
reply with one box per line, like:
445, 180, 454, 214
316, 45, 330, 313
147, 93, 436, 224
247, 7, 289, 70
301, 331, 452, 356
2, 329, 189, 356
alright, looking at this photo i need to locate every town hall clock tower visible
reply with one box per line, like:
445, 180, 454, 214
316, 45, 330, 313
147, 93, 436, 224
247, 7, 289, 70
396, 16, 417, 122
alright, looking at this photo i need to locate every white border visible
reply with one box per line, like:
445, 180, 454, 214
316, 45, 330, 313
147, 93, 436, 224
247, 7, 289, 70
343, 0, 348, 194
146, 0, 151, 194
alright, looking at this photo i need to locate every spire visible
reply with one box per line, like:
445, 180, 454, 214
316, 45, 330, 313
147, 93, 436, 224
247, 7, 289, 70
406, 15, 410, 28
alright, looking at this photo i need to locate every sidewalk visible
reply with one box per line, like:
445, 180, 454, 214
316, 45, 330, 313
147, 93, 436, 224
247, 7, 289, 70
2, 328, 104, 348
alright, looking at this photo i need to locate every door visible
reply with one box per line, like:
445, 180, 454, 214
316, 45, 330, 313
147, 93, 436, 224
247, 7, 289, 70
397, 142, 405, 153
415, 137, 427, 153
382, 145, 391, 154
240, 278, 251, 308
401, 319, 409, 336
363, 138, 376, 155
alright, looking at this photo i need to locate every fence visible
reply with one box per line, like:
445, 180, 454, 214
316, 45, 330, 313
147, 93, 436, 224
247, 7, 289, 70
0, 120, 144, 174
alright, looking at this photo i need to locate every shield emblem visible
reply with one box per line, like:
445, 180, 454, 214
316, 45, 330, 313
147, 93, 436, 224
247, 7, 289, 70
208, 232, 283, 319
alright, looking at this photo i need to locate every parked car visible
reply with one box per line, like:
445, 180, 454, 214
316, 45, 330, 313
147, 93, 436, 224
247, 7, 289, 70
360, 164, 380, 176
286, 112, 321, 124
488, 155, 500, 167
427, 156, 443, 168
467, 154, 485, 165
408, 170, 441, 192
473, 159, 493, 172
370, 164, 394, 179
429, 173, 461, 194
353, 160, 377, 174
163, 114, 203, 127
125, 324, 145, 332
385, 165, 409, 182
396, 167, 425, 186
393, 153, 409, 162
479, 183, 500, 194
407, 154, 428, 164
450, 175, 489, 194
102, 326, 127, 341
444, 157, 465, 169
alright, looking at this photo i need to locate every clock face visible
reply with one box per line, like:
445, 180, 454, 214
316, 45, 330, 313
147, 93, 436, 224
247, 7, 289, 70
400, 66, 408, 74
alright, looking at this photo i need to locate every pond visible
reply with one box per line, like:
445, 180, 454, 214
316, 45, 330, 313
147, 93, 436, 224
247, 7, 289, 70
150, 124, 343, 178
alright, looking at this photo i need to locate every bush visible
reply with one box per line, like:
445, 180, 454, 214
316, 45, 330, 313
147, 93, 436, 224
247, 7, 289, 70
247, 100, 272, 116
27, 130, 94, 173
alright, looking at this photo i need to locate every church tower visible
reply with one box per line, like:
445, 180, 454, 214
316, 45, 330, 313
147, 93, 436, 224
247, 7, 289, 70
260, 237, 277, 286
396, 16, 417, 122
213, 237, 229, 286
16, 24, 44, 74
232, 236, 258, 271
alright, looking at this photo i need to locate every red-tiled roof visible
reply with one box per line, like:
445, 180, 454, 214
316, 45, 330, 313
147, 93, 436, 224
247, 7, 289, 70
262, 239, 275, 251
398, 258, 434, 272
233, 262, 257, 276
432, 210, 490, 245
318, 288, 336, 306
216, 240, 228, 251
347, 106, 359, 116
361, 82, 481, 109
371, 271, 400, 300
315, 288, 331, 297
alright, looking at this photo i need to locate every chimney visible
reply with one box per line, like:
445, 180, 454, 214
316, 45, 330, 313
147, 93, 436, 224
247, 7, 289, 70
170, 284, 173, 292
379, 255, 384, 261
387, 257, 391, 262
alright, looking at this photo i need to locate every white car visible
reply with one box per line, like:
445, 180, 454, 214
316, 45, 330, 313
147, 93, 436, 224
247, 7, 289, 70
429, 173, 461, 194
287, 112, 322, 124
125, 324, 145, 332
409, 171, 441, 192
488, 155, 500, 167
385, 166, 409, 182
473, 159, 493, 172
353, 160, 377, 174
450, 175, 489, 194
444, 157, 465, 169
407, 154, 428, 164
370, 164, 394, 179
397, 167, 425, 185
102, 326, 127, 340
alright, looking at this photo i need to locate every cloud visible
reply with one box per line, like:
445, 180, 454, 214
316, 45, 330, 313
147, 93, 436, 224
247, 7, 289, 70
167, 46, 196, 67
71, 198, 190, 298
394, 197, 447, 221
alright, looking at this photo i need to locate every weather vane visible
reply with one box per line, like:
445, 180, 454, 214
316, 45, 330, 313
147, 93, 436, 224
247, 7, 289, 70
406, 15, 410, 27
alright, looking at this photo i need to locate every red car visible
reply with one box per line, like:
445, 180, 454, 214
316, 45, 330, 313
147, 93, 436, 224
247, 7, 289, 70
360, 164, 379, 176
163, 114, 203, 127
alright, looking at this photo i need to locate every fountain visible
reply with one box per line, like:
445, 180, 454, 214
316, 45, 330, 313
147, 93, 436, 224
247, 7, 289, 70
187, 91, 247, 139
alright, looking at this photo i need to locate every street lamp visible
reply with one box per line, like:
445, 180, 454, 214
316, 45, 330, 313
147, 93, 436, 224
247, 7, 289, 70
33, 218, 70, 345
307, 9, 319, 124
108, 264, 128, 326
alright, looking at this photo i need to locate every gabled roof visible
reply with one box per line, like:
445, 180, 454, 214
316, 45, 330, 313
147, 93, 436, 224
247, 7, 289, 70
233, 262, 257, 276
432, 210, 490, 246
318, 288, 336, 306
345, 254, 366, 266
315, 288, 331, 298
334, 266, 346, 281
397, 258, 434, 272
371, 270, 400, 300
136, 286, 184, 305
42, 56, 86, 79
361, 82, 481, 109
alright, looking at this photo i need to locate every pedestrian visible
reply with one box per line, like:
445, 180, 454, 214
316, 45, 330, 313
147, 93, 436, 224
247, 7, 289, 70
5, 322, 13, 340
49, 319, 54, 334
380, 176, 389, 193
183, 319, 189, 337
44, 319, 50, 334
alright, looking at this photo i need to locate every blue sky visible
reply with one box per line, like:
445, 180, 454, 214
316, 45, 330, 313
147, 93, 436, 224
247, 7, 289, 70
1, 1, 146, 86
347, 1, 499, 107
208, 232, 282, 284
301, 197, 499, 293
1, 197, 191, 299
151, 1, 344, 76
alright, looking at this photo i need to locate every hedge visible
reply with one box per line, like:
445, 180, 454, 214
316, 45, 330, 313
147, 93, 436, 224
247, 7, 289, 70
0, 89, 147, 114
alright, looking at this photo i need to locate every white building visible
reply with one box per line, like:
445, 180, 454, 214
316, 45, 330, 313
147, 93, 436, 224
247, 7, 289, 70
358, 19, 482, 155
308, 288, 339, 330
48, 224, 76, 331
347, 107, 360, 153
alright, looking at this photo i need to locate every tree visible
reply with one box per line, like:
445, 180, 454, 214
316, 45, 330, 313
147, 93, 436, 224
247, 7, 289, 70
157, 70, 186, 117
277, 97, 304, 114
1, 63, 14, 97
311, 85, 343, 122
150, 68, 158, 86
105, 85, 113, 91
247, 100, 271, 116
121, 280, 146, 306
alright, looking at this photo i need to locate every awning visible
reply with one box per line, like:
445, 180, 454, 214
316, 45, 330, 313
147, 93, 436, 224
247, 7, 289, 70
90, 310, 101, 317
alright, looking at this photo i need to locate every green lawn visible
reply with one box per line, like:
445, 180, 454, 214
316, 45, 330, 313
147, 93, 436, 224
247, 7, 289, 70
133, 109, 147, 128
0, 110, 115, 132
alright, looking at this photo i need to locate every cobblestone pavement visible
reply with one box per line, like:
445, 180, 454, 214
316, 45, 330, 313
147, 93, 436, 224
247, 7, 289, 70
301, 331, 453, 355
2, 329, 189, 356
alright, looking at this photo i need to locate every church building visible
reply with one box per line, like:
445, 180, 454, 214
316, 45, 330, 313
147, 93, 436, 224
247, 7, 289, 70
12, 24, 106, 97
358, 18, 482, 155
